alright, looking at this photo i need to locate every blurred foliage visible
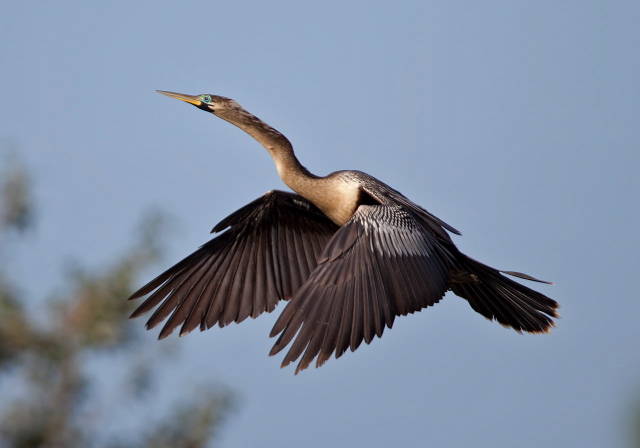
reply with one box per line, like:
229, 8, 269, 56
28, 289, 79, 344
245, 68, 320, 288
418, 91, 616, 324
0, 153, 33, 234
0, 154, 232, 448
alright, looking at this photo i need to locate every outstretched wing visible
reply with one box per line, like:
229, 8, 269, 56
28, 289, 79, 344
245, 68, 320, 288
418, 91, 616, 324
269, 203, 456, 374
129, 190, 339, 339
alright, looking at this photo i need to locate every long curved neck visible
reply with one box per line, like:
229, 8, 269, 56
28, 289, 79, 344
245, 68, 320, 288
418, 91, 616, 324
216, 108, 319, 191
215, 106, 361, 226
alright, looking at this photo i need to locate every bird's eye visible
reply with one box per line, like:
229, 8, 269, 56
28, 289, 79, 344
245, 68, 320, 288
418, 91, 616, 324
200, 95, 212, 104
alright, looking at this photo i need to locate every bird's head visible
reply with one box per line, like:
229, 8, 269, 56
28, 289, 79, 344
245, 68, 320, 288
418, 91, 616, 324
156, 90, 289, 151
156, 90, 243, 117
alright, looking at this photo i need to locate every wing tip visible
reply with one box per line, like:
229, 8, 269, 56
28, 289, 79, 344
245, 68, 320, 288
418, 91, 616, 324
129, 308, 146, 319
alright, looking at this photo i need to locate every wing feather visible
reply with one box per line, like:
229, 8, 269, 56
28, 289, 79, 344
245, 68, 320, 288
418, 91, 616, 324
270, 203, 454, 373
128, 190, 338, 338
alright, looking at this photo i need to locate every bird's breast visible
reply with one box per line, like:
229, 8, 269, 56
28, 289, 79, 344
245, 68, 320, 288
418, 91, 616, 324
297, 178, 361, 227
320, 200, 359, 227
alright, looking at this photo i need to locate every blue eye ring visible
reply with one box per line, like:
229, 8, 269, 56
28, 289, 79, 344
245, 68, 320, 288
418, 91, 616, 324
200, 95, 212, 104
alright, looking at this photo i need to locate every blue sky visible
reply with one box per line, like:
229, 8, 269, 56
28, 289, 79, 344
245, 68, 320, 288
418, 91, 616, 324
2, 1, 640, 446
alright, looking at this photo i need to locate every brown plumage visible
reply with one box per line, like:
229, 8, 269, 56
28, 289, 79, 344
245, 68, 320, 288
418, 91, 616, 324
129, 91, 559, 374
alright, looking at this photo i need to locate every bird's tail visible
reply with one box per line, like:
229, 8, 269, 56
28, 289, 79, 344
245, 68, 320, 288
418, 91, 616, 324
449, 254, 559, 333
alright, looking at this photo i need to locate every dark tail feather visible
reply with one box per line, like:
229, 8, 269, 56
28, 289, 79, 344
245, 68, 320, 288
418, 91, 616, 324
449, 255, 559, 333
499, 270, 553, 284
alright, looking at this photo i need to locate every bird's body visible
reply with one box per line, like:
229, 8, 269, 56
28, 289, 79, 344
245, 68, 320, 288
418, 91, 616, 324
129, 91, 559, 373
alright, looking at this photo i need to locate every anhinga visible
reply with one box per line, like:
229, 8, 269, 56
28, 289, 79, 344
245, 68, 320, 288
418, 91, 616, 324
129, 90, 559, 374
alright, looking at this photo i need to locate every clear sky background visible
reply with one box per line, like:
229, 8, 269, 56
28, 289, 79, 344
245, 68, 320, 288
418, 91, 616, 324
2, 1, 640, 447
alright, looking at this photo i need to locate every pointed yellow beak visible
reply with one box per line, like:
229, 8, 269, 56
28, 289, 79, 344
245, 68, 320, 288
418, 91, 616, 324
156, 90, 202, 106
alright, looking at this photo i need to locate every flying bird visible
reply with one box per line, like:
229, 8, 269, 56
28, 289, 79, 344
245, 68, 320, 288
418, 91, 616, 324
129, 90, 559, 374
